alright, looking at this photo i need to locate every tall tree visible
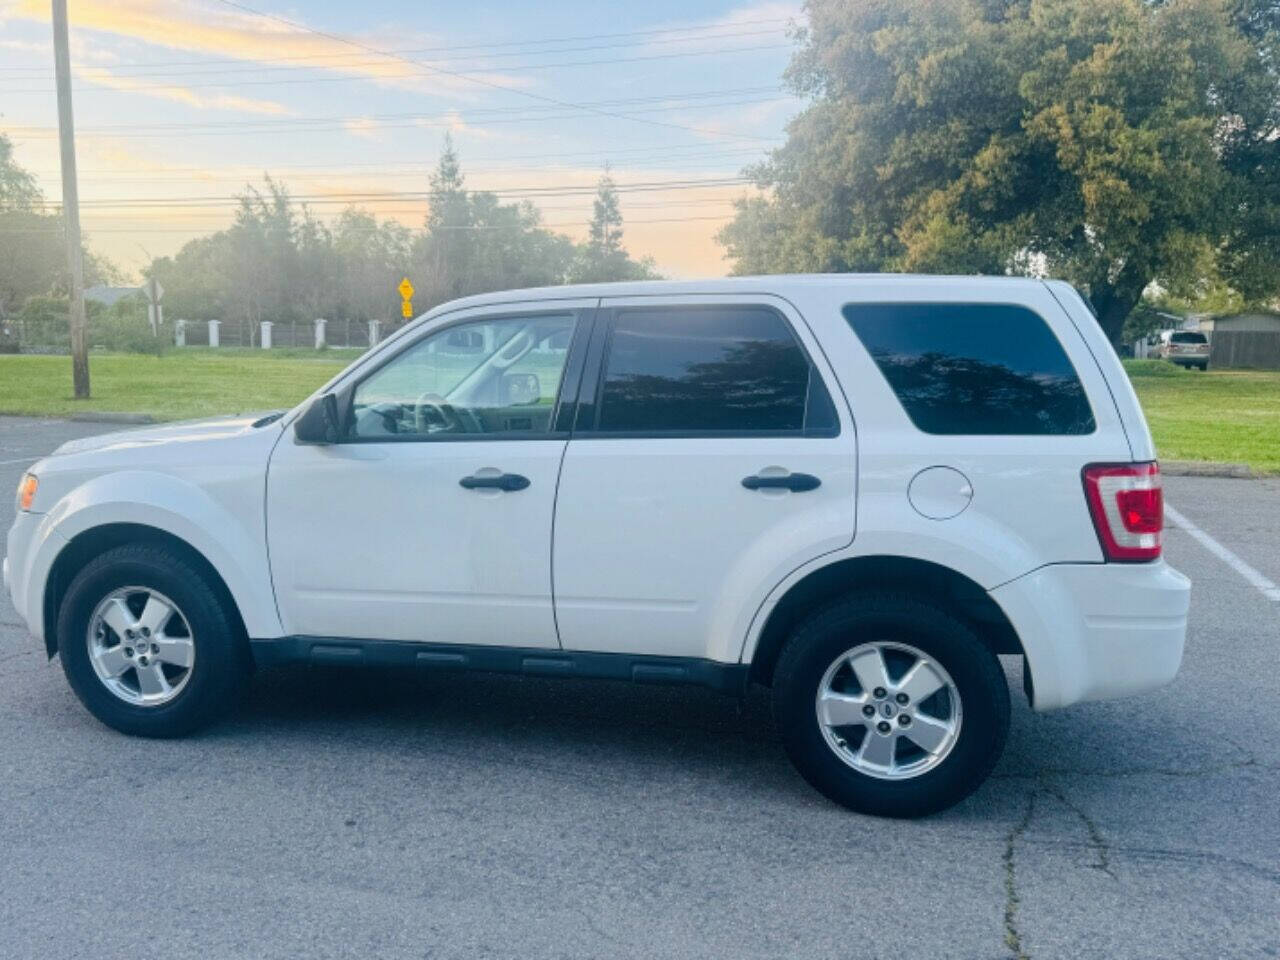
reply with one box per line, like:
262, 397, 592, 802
719, 0, 1280, 342
588, 164, 624, 259
417, 133, 476, 303
413, 138, 587, 305
571, 167, 657, 283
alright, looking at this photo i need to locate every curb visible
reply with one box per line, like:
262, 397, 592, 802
67, 412, 155, 425
1161, 459, 1254, 479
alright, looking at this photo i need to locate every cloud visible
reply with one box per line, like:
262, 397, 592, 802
7, 0, 531, 97
0, 36, 48, 54
343, 117, 381, 140
76, 65, 292, 114
640, 0, 803, 55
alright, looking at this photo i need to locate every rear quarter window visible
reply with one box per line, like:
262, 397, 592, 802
843, 302, 1095, 435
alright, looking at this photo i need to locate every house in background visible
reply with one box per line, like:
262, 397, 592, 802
1192, 312, 1280, 369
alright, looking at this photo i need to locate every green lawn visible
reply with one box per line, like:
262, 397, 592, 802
1, 351, 1277, 474
0, 349, 359, 420
1123, 360, 1280, 474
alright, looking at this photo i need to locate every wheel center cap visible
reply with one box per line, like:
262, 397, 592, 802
881, 702, 896, 718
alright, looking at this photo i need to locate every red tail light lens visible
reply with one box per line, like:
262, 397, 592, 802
1082, 462, 1163, 562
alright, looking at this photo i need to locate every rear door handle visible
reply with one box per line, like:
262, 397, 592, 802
741, 472, 821, 492
459, 472, 530, 492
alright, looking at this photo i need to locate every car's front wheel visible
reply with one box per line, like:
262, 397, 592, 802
57, 543, 250, 737
772, 593, 1010, 818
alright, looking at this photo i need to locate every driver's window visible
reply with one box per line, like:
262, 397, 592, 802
351, 313, 577, 439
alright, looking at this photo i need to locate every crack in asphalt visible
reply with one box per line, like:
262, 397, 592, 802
997, 761, 1280, 960
1002, 789, 1036, 960
1040, 783, 1114, 878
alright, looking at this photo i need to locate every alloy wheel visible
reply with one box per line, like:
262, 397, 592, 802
86, 586, 196, 707
815, 640, 962, 780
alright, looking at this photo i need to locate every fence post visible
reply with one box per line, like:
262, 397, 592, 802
260, 321, 273, 349
314, 318, 327, 349
174, 319, 186, 347
368, 319, 380, 347
208, 319, 220, 348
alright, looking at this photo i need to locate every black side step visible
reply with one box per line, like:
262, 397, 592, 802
251, 637, 748, 696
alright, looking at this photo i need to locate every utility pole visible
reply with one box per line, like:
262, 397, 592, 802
51, 0, 89, 398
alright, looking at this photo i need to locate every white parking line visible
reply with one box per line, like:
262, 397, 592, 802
1166, 503, 1280, 602
0, 456, 41, 466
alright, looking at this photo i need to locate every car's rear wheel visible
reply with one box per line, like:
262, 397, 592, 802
58, 543, 250, 737
772, 593, 1009, 818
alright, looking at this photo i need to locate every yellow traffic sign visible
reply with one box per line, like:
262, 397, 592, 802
401, 300, 413, 318
397, 277, 414, 301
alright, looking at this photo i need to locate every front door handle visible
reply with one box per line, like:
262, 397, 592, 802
742, 472, 821, 492
459, 472, 530, 492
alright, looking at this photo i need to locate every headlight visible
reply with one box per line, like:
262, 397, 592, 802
17, 473, 37, 511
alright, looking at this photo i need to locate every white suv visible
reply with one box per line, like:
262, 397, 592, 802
4, 276, 1190, 817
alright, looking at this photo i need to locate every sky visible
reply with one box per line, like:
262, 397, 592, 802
0, 0, 805, 282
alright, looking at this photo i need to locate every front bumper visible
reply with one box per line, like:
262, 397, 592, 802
4, 510, 46, 640
990, 560, 1190, 711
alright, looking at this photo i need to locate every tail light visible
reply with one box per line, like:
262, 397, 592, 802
1082, 462, 1163, 562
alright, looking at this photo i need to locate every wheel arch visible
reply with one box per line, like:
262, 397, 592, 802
43, 523, 249, 659
744, 555, 1025, 689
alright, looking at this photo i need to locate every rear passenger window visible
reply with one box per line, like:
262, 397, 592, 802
595, 306, 837, 435
843, 302, 1095, 435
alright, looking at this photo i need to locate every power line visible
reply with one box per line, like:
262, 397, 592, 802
58, 176, 754, 209
80, 197, 743, 216
0, 17, 793, 74
0, 215, 738, 235
24, 138, 777, 176
10, 90, 788, 137
0, 26, 789, 80
197, 0, 776, 143
31, 161, 764, 186
5, 43, 792, 95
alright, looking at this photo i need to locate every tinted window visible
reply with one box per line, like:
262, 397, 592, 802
595, 306, 832, 434
1170, 332, 1207, 344
843, 302, 1094, 435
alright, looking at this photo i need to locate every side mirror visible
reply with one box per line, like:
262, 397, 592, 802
501, 372, 540, 406
294, 392, 341, 444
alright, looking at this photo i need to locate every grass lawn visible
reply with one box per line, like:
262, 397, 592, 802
1123, 360, 1280, 474
0, 349, 360, 421
1, 351, 1276, 473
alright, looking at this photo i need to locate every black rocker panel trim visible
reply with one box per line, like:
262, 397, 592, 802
250, 638, 748, 695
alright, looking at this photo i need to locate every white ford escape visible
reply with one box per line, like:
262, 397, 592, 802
4, 275, 1190, 817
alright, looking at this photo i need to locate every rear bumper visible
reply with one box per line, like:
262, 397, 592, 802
990, 560, 1189, 711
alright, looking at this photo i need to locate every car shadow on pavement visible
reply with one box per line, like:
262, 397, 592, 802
205, 659, 1095, 819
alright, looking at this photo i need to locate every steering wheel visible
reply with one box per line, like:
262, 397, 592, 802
368, 401, 401, 434
413, 391, 462, 434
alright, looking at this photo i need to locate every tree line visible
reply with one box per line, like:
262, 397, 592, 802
149, 139, 656, 337
0, 134, 655, 350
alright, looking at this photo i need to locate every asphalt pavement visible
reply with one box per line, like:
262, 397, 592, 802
1, 414, 1277, 960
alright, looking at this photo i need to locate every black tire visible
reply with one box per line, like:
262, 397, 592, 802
57, 543, 250, 737
772, 592, 1010, 818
